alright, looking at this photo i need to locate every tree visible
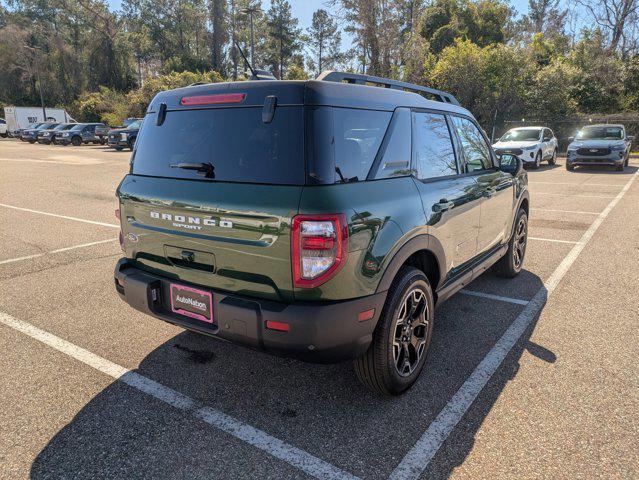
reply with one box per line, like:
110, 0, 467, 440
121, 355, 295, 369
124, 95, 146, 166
332, 0, 400, 77
575, 0, 639, 53
208, 0, 228, 75
524, 0, 567, 34
420, 0, 511, 54
265, 0, 301, 79
306, 9, 342, 76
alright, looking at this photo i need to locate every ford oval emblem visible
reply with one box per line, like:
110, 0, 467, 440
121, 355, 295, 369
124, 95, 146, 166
126, 233, 139, 243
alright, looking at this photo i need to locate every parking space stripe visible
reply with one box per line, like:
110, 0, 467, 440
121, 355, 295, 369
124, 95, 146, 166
0, 203, 119, 228
0, 312, 359, 480
460, 290, 529, 306
529, 181, 625, 187
0, 239, 118, 265
532, 208, 600, 215
529, 237, 579, 244
535, 192, 615, 199
389, 168, 639, 480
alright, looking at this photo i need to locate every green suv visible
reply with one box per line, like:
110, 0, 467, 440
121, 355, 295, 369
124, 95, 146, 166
114, 72, 529, 395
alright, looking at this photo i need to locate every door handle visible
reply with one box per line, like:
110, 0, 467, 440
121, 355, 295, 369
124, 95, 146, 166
433, 199, 455, 212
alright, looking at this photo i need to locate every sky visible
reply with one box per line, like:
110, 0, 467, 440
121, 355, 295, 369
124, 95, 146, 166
106, 0, 537, 31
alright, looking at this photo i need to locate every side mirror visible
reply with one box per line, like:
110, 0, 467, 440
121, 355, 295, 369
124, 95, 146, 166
627, 135, 634, 142
499, 154, 523, 175
567, 136, 574, 142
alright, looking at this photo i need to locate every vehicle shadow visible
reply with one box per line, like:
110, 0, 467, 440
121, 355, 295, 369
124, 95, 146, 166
29, 271, 549, 479
525, 161, 562, 172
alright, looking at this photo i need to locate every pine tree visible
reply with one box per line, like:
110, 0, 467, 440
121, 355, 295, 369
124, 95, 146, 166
265, 0, 301, 79
307, 9, 342, 76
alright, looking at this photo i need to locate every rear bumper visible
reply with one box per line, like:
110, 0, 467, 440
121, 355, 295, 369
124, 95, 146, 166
108, 139, 128, 147
114, 258, 386, 363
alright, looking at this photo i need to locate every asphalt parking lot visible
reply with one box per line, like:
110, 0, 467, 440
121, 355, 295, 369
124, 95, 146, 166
1, 139, 637, 479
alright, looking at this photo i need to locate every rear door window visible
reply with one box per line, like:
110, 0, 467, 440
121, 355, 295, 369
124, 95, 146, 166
333, 108, 391, 182
132, 107, 305, 185
412, 112, 458, 179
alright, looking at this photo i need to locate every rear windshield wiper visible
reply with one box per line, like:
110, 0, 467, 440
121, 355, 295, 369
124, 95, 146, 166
335, 167, 358, 183
170, 162, 215, 179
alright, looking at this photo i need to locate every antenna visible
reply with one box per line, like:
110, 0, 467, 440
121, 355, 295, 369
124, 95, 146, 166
234, 41, 256, 79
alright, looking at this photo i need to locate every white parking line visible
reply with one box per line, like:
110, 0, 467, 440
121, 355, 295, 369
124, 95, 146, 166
0, 239, 118, 265
529, 237, 578, 244
532, 208, 600, 215
535, 192, 615, 199
460, 290, 529, 306
0, 203, 119, 228
530, 181, 625, 187
0, 312, 359, 480
389, 168, 639, 480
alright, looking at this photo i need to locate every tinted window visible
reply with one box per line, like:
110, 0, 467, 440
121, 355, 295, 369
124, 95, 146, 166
543, 129, 553, 141
375, 108, 412, 179
412, 112, 457, 179
333, 108, 391, 182
70, 124, 85, 131
132, 107, 305, 185
452, 116, 492, 172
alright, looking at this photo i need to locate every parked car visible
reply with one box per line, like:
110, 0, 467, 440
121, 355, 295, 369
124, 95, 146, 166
108, 119, 142, 150
122, 117, 142, 128
21, 123, 60, 143
493, 127, 558, 169
113, 72, 529, 395
492, 127, 558, 169
37, 123, 77, 144
56, 123, 107, 146
18, 122, 45, 141
95, 124, 111, 144
0, 118, 7, 137
566, 124, 634, 172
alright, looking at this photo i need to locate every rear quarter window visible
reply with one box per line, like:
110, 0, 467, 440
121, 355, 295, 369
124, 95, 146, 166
132, 107, 305, 185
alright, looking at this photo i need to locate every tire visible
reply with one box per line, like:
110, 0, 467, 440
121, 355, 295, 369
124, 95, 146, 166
532, 151, 541, 169
548, 149, 557, 165
354, 266, 434, 396
71, 136, 82, 146
624, 154, 629, 167
28, 139, 36, 144
495, 209, 528, 278
566, 162, 574, 171
115, 146, 124, 151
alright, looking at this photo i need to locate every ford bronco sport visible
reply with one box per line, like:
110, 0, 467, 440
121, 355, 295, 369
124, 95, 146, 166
114, 71, 529, 395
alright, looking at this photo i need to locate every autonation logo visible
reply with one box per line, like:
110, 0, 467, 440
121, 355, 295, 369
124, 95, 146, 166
175, 295, 207, 311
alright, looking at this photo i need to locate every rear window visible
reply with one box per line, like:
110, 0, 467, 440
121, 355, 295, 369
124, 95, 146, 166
132, 107, 305, 185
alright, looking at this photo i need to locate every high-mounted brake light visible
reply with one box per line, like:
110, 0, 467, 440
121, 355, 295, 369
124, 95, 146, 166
292, 214, 348, 289
180, 93, 246, 106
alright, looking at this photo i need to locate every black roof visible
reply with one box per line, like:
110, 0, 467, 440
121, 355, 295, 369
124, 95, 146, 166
147, 74, 472, 118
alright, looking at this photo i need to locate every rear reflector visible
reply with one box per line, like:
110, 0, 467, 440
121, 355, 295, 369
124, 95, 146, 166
265, 320, 290, 332
180, 93, 246, 106
358, 309, 375, 322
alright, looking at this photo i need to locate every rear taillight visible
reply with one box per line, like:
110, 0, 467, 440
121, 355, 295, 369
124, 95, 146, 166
292, 214, 348, 288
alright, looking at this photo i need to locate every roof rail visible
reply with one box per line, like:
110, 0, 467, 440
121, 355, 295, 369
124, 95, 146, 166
316, 71, 459, 106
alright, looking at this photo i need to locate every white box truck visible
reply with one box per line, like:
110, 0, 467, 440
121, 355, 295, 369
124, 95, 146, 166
3, 106, 76, 136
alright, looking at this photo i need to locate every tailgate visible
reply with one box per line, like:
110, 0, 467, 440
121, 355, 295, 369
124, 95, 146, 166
118, 175, 301, 302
